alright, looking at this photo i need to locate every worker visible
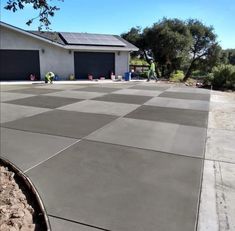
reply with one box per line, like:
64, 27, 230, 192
147, 60, 158, 82
45, 72, 55, 84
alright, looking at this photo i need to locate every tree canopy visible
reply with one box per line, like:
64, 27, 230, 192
4, 0, 61, 30
122, 18, 221, 80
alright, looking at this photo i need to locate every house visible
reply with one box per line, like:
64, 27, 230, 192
0, 22, 138, 81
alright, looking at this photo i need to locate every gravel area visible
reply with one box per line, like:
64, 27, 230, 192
0, 165, 35, 231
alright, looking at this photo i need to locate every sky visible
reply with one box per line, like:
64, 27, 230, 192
1, 0, 234, 49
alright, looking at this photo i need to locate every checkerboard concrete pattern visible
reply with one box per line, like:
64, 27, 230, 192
0, 82, 211, 231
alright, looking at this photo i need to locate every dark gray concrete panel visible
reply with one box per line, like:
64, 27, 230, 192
27, 140, 203, 231
75, 86, 118, 93
49, 216, 101, 231
8, 88, 63, 95
2, 110, 117, 139
0, 127, 77, 171
125, 105, 208, 127
93, 94, 152, 105
159, 91, 210, 101
6, 95, 82, 109
130, 85, 170, 91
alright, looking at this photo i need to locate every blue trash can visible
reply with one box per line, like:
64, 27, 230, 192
124, 72, 131, 81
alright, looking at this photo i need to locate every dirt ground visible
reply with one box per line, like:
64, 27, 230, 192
0, 165, 35, 231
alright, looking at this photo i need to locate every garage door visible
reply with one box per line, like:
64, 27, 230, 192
0, 50, 40, 81
74, 52, 115, 79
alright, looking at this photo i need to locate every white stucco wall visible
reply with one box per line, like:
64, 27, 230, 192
115, 51, 129, 76
0, 26, 130, 79
0, 27, 74, 79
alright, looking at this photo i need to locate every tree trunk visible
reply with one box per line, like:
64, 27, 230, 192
183, 59, 196, 81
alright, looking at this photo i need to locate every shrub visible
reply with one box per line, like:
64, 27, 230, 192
170, 70, 184, 82
139, 71, 148, 78
208, 65, 235, 90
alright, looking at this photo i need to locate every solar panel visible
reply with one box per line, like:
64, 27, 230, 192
60, 32, 126, 47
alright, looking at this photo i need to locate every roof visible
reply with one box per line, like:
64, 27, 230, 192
0, 21, 138, 51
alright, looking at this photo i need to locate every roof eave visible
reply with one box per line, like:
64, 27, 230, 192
65, 45, 139, 52
0, 22, 64, 48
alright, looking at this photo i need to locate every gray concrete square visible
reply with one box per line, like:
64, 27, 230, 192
58, 100, 140, 116
6, 95, 82, 109
36, 84, 88, 90
75, 86, 118, 93
206, 128, 235, 163
0, 92, 35, 102
2, 110, 117, 139
166, 87, 210, 94
0, 103, 51, 123
0, 127, 77, 171
27, 140, 203, 231
93, 94, 152, 105
8, 87, 63, 95
97, 82, 138, 89
159, 91, 210, 101
44, 90, 107, 100
112, 88, 162, 97
145, 97, 209, 111
125, 105, 208, 127
49, 216, 101, 231
87, 118, 207, 157
0, 85, 31, 91
130, 85, 170, 91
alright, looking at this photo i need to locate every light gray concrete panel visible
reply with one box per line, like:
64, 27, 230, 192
0, 127, 77, 171
113, 88, 162, 97
93, 94, 152, 105
0, 103, 51, 123
98, 82, 138, 89
159, 91, 210, 101
49, 217, 101, 231
208, 110, 235, 131
58, 100, 140, 116
9, 88, 63, 95
75, 87, 118, 93
2, 110, 117, 139
130, 85, 170, 91
210, 91, 235, 103
27, 140, 203, 231
0, 92, 35, 102
198, 160, 235, 231
36, 84, 88, 90
145, 97, 209, 111
0, 85, 31, 91
166, 87, 210, 94
6, 95, 82, 109
125, 105, 208, 128
206, 128, 235, 163
44, 90, 107, 100
87, 118, 206, 157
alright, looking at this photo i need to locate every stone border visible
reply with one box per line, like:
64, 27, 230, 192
0, 156, 51, 231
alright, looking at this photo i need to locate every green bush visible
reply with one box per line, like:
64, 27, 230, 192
191, 70, 207, 77
139, 71, 148, 78
170, 70, 184, 82
208, 65, 235, 90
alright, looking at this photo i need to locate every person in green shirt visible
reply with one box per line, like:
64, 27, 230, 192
45, 71, 55, 84
147, 60, 158, 82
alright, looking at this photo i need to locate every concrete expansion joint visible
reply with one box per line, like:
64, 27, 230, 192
24, 139, 81, 173
48, 214, 111, 231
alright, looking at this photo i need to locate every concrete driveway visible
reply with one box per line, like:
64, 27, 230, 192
0, 81, 211, 231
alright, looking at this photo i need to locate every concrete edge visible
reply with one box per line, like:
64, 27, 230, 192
0, 156, 51, 231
